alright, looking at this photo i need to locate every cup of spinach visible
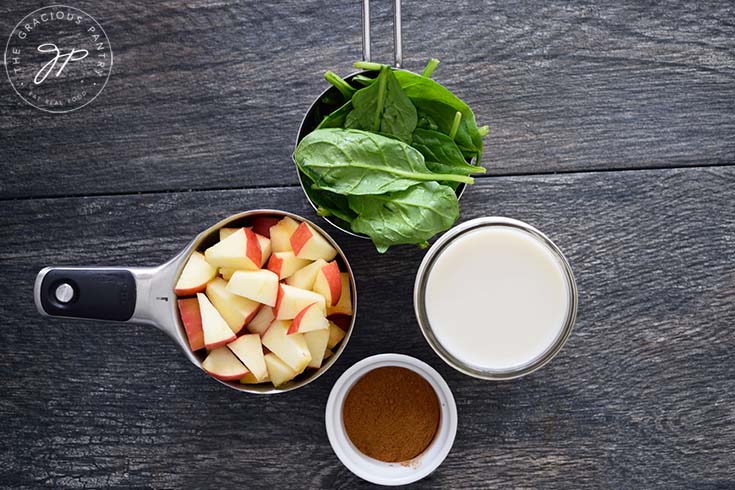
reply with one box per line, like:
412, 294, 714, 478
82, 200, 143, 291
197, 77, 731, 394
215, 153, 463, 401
294, 59, 488, 253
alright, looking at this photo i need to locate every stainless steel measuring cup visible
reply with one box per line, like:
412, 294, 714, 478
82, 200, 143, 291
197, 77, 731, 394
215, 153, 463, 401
294, 0, 468, 238
34, 210, 357, 394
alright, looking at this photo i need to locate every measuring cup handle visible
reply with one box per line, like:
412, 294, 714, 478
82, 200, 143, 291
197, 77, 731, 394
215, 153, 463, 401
34, 267, 137, 321
361, 0, 402, 67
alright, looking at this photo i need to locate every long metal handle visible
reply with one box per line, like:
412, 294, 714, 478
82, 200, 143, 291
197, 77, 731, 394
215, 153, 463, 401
361, 0, 402, 67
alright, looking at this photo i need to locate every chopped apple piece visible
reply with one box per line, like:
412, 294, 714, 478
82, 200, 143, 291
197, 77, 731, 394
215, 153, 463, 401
303, 329, 330, 369
327, 273, 353, 316
251, 217, 280, 238
288, 302, 329, 334
261, 320, 311, 373
312, 261, 342, 306
197, 293, 237, 349
253, 232, 272, 267
219, 267, 235, 280
205, 228, 261, 271
227, 334, 268, 381
239, 371, 270, 384
227, 269, 279, 306
267, 251, 312, 280
219, 227, 238, 241
270, 216, 300, 252
248, 305, 274, 335
274, 284, 326, 320
323, 348, 334, 360
327, 321, 346, 349
174, 251, 217, 295
202, 346, 248, 381
285, 259, 327, 290
177, 298, 204, 351
206, 277, 260, 334
264, 352, 298, 387
290, 222, 338, 261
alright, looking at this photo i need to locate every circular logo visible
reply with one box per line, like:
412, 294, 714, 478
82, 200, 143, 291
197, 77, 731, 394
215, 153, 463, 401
4, 5, 113, 113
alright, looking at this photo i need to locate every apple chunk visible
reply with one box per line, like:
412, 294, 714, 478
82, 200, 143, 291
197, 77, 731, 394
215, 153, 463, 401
247, 305, 274, 335
303, 329, 330, 369
226, 269, 279, 306
264, 352, 298, 387
218, 227, 238, 241
174, 251, 217, 296
288, 302, 328, 334
274, 284, 326, 320
285, 259, 326, 290
327, 273, 353, 316
240, 371, 270, 384
312, 261, 342, 306
219, 267, 235, 280
205, 228, 261, 271
267, 251, 312, 280
177, 298, 204, 351
202, 346, 248, 381
290, 222, 338, 261
197, 293, 237, 349
269, 216, 300, 253
327, 321, 347, 349
227, 334, 268, 382
206, 277, 260, 334
261, 320, 311, 373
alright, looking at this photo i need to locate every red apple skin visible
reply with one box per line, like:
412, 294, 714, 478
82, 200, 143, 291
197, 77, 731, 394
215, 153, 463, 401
174, 283, 208, 297
251, 217, 281, 238
266, 253, 284, 278
178, 298, 204, 351
289, 222, 312, 256
321, 261, 342, 306
205, 336, 236, 350
236, 304, 262, 334
273, 284, 285, 318
244, 228, 262, 268
203, 369, 248, 381
328, 314, 351, 330
288, 302, 318, 334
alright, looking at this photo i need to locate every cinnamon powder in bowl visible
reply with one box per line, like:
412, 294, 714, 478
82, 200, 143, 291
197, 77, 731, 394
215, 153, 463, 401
325, 354, 457, 486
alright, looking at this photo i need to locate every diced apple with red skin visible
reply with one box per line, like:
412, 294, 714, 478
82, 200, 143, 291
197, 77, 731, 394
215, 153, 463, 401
177, 298, 204, 351
219, 268, 235, 280
227, 334, 268, 382
226, 269, 279, 306
240, 371, 270, 384
247, 305, 274, 336
218, 227, 237, 241
261, 320, 312, 373
205, 228, 262, 271
327, 321, 346, 350
197, 293, 237, 349
174, 251, 217, 296
274, 284, 326, 320
202, 346, 249, 381
251, 217, 281, 238
263, 352, 298, 387
285, 259, 326, 290
206, 277, 260, 334
290, 222, 338, 261
327, 273, 353, 316
303, 328, 330, 369
312, 261, 342, 306
288, 302, 328, 334
267, 251, 312, 280
269, 216, 300, 252
254, 232, 271, 266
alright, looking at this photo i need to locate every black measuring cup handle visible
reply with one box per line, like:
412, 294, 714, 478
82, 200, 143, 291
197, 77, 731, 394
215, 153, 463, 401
35, 267, 138, 321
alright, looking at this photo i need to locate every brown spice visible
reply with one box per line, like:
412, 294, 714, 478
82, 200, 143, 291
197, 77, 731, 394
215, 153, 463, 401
342, 366, 440, 462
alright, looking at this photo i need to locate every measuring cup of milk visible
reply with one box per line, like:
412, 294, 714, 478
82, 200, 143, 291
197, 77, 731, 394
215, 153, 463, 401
414, 217, 578, 380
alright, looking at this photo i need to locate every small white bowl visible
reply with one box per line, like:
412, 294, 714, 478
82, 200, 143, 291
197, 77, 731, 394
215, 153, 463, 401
325, 354, 458, 486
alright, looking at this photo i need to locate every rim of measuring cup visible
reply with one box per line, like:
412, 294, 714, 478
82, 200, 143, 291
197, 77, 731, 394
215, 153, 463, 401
413, 217, 578, 380
325, 353, 457, 486
293, 70, 469, 239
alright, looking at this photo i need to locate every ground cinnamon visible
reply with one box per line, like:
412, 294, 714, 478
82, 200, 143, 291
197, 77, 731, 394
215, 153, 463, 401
342, 366, 440, 462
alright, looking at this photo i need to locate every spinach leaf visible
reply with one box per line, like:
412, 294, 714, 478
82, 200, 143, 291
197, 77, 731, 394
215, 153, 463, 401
294, 128, 473, 196
414, 99, 480, 159
317, 100, 352, 129
412, 128, 486, 177
350, 74, 375, 87
349, 182, 459, 253
345, 66, 417, 144
301, 174, 357, 223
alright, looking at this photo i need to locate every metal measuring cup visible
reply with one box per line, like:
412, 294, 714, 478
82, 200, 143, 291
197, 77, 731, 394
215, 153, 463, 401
293, 0, 468, 238
33, 210, 357, 394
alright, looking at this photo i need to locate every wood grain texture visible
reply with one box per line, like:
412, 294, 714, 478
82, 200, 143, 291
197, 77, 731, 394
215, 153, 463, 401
1, 167, 733, 488
1, 0, 734, 199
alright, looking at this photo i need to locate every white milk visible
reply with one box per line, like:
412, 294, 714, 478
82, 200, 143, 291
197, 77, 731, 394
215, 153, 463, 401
424, 226, 570, 371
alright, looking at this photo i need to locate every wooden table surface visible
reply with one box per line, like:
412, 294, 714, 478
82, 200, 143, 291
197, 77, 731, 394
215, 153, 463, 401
1, 1, 734, 488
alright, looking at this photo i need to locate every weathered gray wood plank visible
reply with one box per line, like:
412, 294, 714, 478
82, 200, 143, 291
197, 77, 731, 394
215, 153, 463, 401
1, 0, 734, 199
0, 167, 733, 488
